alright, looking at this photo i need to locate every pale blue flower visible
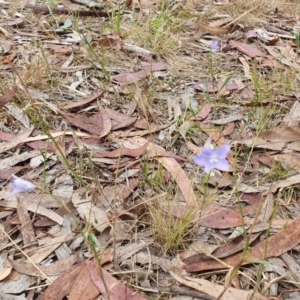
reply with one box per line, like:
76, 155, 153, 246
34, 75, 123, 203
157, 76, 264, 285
193, 145, 230, 173
11, 175, 36, 196
211, 40, 220, 51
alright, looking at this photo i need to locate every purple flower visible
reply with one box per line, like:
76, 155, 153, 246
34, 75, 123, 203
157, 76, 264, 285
211, 40, 220, 51
11, 175, 36, 196
193, 145, 230, 173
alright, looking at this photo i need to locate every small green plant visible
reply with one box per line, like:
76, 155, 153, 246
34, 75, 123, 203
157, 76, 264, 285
148, 197, 195, 253
265, 161, 291, 182
109, 5, 122, 33
293, 30, 300, 48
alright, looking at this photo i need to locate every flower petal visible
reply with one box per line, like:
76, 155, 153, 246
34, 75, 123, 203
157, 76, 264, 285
211, 40, 220, 50
193, 155, 207, 166
214, 159, 230, 171
203, 163, 215, 173
11, 175, 36, 196
215, 145, 230, 159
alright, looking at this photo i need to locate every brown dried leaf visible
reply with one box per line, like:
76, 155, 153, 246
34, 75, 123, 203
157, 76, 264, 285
212, 233, 260, 259
3, 53, 17, 64
17, 199, 35, 246
199, 206, 243, 229
141, 62, 171, 72
257, 193, 274, 223
264, 45, 300, 70
115, 242, 151, 265
25, 202, 64, 225
72, 191, 110, 233
68, 262, 100, 300
234, 137, 285, 151
0, 166, 24, 181
193, 79, 239, 93
62, 90, 103, 110
93, 141, 149, 158
273, 153, 300, 172
112, 69, 151, 84
178, 121, 194, 140
34, 202, 76, 227
9, 253, 79, 277
0, 127, 34, 154
209, 17, 234, 27
196, 103, 212, 121
268, 174, 300, 194
0, 38, 14, 53
0, 87, 16, 107
198, 22, 231, 35
7, 18, 24, 27
229, 40, 266, 57
97, 178, 139, 209
86, 260, 147, 300
111, 62, 170, 84
260, 126, 300, 143
222, 122, 235, 136
45, 44, 72, 54
105, 108, 136, 130
42, 262, 93, 300
282, 101, 300, 127
241, 87, 254, 100
0, 266, 12, 281
185, 212, 300, 272
170, 271, 268, 300
63, 113, 103, 136
30, 234, 74, 264
92, 111, 110, 139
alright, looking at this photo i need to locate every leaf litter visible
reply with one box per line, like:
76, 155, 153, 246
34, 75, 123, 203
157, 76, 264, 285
0, 0, 300, 299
